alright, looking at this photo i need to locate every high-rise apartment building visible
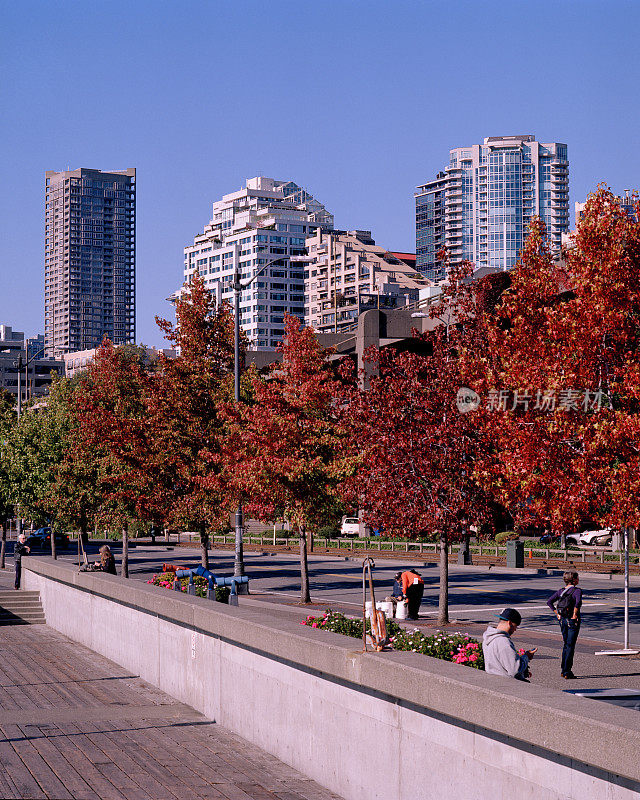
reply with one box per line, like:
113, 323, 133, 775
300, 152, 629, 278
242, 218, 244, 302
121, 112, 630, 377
415, 135, 569, 281
305, 229, 429, 334
574, 191, 638, 226
44, 168, 136, 358
0, 325, 64, 401
182, 177, 333, 350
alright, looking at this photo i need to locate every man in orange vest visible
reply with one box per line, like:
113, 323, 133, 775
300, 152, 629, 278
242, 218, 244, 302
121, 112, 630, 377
401, 569, 424, 620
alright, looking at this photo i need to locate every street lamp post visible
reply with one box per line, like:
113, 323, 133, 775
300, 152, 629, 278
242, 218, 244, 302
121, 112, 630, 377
15, 347, 46, 538
231, 248, 311, 578
16, 353, 22, 538
233, 245, 245, 579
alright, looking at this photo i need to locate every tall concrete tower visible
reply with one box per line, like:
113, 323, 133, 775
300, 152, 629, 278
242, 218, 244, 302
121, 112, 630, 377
44, 167, 136, 357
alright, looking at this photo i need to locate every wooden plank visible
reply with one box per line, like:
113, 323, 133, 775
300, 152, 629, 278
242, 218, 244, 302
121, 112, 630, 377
18, 722, 101, 800
2, 721, 75, 798
47, 720, 129, 800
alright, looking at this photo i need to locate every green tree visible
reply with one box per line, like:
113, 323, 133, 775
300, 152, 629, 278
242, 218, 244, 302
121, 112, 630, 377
47, 376, 103, 547
2, 377, 97, 559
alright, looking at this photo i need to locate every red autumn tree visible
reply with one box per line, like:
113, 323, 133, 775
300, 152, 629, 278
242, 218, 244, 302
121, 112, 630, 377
470, 219, 593, 540
152, 272, 237, 567
226, 315, 344, 603
339, 265, 494, 624
479, 190, 640, 540
73, 342, 152, 577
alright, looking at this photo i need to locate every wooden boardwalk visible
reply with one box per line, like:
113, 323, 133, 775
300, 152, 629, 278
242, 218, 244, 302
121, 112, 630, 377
0, 625, 342, 800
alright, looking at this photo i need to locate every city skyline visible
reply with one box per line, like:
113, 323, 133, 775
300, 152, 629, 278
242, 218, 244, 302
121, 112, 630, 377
1, 1, 639, 346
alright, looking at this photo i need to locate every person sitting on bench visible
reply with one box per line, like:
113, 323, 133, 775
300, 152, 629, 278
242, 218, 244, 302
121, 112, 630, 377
95, 545, 117, 575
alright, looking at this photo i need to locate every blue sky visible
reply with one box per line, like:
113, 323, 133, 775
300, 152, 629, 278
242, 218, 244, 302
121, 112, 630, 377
1, 0, 639, 347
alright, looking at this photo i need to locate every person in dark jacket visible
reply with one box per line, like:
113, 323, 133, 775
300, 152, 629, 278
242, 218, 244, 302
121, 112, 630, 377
547, 570, 582, 679
384, 572, 404, 611
95, 544, 117, 575
14, 533, 30, 589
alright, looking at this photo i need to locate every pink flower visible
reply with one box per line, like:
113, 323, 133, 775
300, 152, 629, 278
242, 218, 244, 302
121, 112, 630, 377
312, 623, 318, 628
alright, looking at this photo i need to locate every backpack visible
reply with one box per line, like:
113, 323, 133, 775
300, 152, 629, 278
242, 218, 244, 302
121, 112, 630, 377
556, 587, 576, 618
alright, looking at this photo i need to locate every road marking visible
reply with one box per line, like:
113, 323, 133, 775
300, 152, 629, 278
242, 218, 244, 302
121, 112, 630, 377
428, 603, 609, 615
255, 591, 615, 614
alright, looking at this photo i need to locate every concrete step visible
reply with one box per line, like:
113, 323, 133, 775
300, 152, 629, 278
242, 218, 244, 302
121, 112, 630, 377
0, 590, 46, 625
0, 614, 46, 624
0, 606, 45, 615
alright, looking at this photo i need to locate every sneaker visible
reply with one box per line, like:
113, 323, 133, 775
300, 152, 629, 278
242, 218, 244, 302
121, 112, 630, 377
562, 672, 576, 679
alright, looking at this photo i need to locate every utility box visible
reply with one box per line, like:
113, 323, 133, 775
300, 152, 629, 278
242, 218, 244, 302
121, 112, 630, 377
506, 539, 524, 568
457, 535, 472, 565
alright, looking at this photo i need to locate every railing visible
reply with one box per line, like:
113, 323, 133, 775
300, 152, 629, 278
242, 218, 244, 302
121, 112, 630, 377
201, 534, 640, 565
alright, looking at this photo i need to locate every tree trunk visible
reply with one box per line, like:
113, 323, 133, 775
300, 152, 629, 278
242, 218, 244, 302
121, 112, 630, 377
121, 522, 129, 578
164, 526, 169, 543
560, 531, 567, 549
50, 524, 57, 560
200, 522, 209, 569
299, 526, 311, 604
80, 508, 89, 545
0, 519, 6, 569
437, 532, 449, 626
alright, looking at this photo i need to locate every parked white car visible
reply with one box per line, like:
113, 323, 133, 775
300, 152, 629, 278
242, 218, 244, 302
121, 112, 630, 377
566, 529, 612, 547
340, 516, 361, 537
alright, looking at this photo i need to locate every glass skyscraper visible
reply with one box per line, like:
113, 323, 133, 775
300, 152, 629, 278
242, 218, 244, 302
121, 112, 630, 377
415, 136, 569, 281
44, 168, 136, 358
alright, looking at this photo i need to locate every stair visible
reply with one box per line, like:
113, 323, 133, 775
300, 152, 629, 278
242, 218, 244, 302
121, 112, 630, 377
0, 591, 46, 625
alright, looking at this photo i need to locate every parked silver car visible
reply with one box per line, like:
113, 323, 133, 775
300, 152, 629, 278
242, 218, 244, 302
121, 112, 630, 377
566, 529, 612, 547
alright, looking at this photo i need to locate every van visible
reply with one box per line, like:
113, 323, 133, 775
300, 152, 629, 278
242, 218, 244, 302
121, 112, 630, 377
340, 516, 361, 537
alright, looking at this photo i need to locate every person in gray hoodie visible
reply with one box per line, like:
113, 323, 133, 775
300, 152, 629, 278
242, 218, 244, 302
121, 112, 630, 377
483, 608, 537, 680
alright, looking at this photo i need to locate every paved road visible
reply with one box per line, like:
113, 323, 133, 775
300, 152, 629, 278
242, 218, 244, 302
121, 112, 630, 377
48, 542, 640, 649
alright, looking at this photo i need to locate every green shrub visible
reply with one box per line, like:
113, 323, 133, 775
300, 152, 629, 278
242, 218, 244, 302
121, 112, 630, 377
522, 538, 563, 550
316, 525, 340, 538
129, 520, 151, 538
495, 531, 518, 544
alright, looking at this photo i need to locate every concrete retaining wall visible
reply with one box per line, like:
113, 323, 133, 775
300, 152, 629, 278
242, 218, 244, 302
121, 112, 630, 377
25, 559, 640, 800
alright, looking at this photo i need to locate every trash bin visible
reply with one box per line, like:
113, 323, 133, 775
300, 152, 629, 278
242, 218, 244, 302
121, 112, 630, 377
506, 539, 524, 568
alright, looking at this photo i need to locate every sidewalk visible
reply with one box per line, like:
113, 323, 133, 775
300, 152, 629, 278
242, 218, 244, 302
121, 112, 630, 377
242, 591, 640, 693
0, 607, 343, 800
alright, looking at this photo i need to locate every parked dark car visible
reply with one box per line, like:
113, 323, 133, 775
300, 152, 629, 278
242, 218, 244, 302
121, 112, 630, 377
540, 532, 562, 545
26, 528, 70, 550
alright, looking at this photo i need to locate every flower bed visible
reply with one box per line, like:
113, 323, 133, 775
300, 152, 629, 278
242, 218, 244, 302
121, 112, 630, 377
300, 610, 484, 670
146, 571, 231, 603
